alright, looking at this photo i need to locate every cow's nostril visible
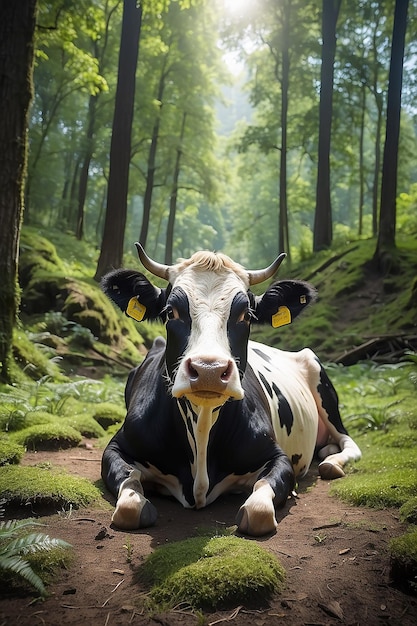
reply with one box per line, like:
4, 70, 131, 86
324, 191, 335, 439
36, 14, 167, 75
187, 359, 199, 381
221, 362, 232, 382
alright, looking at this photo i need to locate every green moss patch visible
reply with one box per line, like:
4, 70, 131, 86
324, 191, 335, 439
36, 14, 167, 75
139, 534, 285, 611
10, 423, 82, 451
400, 497, 417, 524
389, 528, 417, 595
330, 469, 417, 509
92, 402, 125, 429
62, 414, 105, 438
0, 465, 102, 510
0, 438, 25, 466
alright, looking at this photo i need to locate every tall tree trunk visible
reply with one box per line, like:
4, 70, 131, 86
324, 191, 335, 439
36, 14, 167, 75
0, 0, 37, 383
374, 0, 408, 265
313, 0, 341, 252
358, 83, 366, 236
279, 5, 290, 260
371, 93, 383, 237
138, 53, 169, 249
76, 94, 97, 240
94, 0, 142, 281
165, 112, 187, 265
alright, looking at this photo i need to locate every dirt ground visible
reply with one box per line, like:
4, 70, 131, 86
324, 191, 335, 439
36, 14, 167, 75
1, 442, 416, 626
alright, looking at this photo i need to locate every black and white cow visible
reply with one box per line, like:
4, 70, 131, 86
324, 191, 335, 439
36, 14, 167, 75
101, 245, 361, 536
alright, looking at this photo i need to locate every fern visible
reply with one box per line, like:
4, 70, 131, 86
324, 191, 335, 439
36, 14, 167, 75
0, 505, 71, 596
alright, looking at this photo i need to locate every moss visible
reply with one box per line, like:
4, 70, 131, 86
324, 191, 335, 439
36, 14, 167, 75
0, 465, 102, 509
0, 437, 25, 465
92, 402, 125, 429
389, 528, 417, 594
10, 423, 82, 451
62, 413, 105, 438
399, 497, 417, 524
140, 534, 285, 611
329, 469, 417, 509
12, 329, 64, 381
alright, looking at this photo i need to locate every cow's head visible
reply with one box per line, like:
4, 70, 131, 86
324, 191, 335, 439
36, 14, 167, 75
102, 244, 316, 408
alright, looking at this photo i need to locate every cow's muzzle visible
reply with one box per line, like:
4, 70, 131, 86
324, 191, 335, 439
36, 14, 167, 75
172, 356, 244, 405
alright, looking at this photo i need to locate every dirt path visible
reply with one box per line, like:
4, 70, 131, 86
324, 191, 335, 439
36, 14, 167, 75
1, 444, 416, 626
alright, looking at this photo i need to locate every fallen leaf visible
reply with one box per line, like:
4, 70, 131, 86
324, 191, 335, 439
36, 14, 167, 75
318, 600, 344, 620
339, 548, 351, 555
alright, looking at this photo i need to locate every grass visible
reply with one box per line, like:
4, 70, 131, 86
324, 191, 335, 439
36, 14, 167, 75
139, 533, 286, 611
0, 438, 25, 466
389, 527, 417, 594
0, 465, 103, 510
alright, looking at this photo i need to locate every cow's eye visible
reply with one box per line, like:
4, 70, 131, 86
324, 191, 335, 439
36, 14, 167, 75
166, 306, 180, 321
237, 309, 253, 324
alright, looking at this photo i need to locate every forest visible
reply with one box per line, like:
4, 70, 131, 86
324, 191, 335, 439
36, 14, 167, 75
10, 1, 417, 255
1, 1, 417, 617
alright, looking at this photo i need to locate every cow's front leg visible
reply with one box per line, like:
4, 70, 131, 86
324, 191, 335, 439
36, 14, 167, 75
112, 469, 157, 530
235, 479, 277, 536
102, 439, 157, 530
235, 454, 295, 536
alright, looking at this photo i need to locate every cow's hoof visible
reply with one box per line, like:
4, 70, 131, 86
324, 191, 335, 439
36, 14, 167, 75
235, 504, 277, 537
112, 494, 157, 530
318, 460, 345, 480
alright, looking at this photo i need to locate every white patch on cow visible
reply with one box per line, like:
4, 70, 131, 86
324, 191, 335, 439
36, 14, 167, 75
248, 342, 319, 476
170, 265, 246, 404
205, 468, 266, 505
133, 461, 190, 507
248, 341, 361, 478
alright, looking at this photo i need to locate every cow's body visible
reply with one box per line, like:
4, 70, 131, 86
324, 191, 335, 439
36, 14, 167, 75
102, 246, 361, 536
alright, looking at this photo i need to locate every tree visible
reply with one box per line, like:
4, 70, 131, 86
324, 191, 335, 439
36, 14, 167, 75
374, 0, 409, 265
313, 0, 341, 251
0, 0, 37, 382
94, 0, 142, 281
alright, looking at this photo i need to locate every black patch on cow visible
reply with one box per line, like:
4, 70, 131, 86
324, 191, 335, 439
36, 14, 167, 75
165, 287, 192, 381
272, 382, 294, 436
291, 453, 302, 466
101, 269, 167, 320
227, 292, 252, 375
252, 347, 272, 363
258, 371, 273, 399
316, 361, 348, 435
254, 280, 317, 325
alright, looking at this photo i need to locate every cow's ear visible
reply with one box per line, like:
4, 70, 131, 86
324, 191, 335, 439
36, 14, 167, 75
253, 280, 317, 328
101, 269, 167, 321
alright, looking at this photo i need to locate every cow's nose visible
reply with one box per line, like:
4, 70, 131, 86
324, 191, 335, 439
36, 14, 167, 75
187, 357, 233, 391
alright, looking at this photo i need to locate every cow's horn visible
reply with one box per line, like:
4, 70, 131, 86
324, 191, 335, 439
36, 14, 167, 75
135, 243, 170, 280
248, 253, 286, 286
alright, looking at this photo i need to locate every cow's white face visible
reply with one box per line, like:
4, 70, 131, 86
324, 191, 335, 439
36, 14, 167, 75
164, 253, 251, 407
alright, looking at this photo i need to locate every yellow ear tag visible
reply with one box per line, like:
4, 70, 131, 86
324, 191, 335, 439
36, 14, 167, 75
126, 297, 146, 322
272, 306, 292, 328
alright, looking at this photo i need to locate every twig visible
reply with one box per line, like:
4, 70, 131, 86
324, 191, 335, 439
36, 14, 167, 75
312, 521, 341, 531
104, 612, 111, 626
209, 606, 243, 625
102, 579, 125, 607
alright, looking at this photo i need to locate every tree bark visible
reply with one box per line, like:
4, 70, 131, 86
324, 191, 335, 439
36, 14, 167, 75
374, 0, 408, 264
138, 52, 170, 249
165, 112, 187, 265
279, 3, 290, 260
0, 0, 37, 382
313, 0, 341, 252
94, 0, 142, 281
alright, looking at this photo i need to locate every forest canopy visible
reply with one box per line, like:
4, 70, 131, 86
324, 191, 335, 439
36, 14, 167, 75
25, 0, 417, 268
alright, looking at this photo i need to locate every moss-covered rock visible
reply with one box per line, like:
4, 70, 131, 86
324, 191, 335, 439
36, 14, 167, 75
390, 528, 417, 595
140, 534, 286, 611
10, 423, 82, 451
0, 437, 25, 465
92, 403, 125, 429
0, 465, 103, 510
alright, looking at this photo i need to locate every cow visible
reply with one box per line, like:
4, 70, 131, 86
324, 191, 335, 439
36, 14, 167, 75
101, 244, 361, 536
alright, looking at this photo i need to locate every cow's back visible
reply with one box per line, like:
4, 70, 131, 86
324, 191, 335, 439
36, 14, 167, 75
247, 340, 319, 477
